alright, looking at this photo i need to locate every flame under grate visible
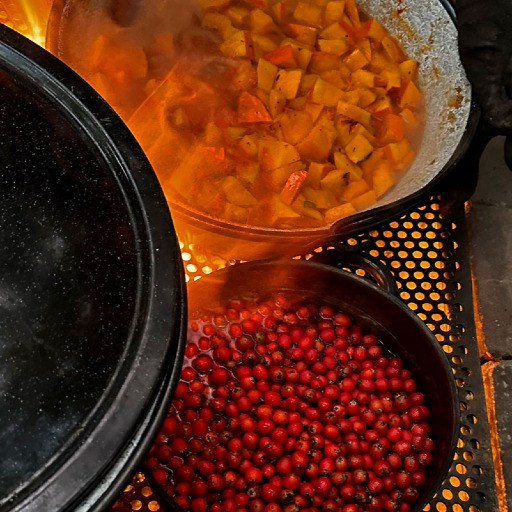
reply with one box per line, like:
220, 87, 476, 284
111, 197, 498, 512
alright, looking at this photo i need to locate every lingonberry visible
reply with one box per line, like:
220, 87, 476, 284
150, 294, 435, 511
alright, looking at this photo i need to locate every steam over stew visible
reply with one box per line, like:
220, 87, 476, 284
136, 0, 425, 228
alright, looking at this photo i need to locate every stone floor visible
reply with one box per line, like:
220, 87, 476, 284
467, 135, 512, 510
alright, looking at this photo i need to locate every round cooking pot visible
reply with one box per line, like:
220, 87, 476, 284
148, 258, 459, 512
0, 24, 186, 511
46, 0, 477, 263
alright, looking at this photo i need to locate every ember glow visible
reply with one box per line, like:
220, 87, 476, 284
0, 0, 51, 46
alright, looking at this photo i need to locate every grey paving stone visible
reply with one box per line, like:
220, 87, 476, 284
467, 202, 512, 358
492, 360, 512, 512
474, 136, 512, 208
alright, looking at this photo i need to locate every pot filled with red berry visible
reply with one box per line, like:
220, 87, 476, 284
145, 259, 458, 512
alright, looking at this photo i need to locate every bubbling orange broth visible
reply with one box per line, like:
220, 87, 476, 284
128, 0, 425, 229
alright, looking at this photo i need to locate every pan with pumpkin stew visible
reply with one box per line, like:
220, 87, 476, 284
135, 0, 425, 229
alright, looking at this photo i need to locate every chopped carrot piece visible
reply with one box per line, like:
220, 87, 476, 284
380, 113, 405, 144
280, 170, 308, 205
238, 92, 272, 123
264, 45, 297, 68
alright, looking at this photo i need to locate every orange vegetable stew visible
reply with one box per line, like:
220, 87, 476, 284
134, 0, 425, 228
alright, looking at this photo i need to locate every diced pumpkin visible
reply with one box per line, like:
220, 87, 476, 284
291, 195, 324, 220
259, 139, 300, 171
275, 69, 303, 99
370, 95, 391, 112
344, 0, 361, 28
320, 169, 345, 192
399, 59, 418, 80
287, 96, 308, 110
296, 120, 337, 161
268, 88, 287, 116
366, 18, 387, 41
222, 176, 258, 206
237, 162, 260, 184
295, 46, 313, 69
324, 1, 346, 24
279, 111, 314, 144
226, 126, 246, 142
309, 52, 340, 73
320, 22, 350, 40
335, 120, 352, 146
339, 178, 369, 201
325, 202, 357, 223
250, 8, 277, 33
264, 45, 297, 67
360, 148, 384, 179
271, 194, 301, 221
238, 91, 272, 123
339, 89, 360, 104
205, 122, 223, 146
379, 113, 404, 144
318, 39, 348, 55
202, 13, 237, 39
245, 0, 271, 11
257, 58, 278, 93
198, 0, 231, 11
351, 189, 377, 211
351, 123, 376, 144
381, 36, 399, 62
226, 5, 250, 25
337, 101, 372, 128
355, 36, 370, 58
319, 70, 346, 89
306, 161, 331, 187
400, 80, 422, 108
287, 23, 318, 46
311, 78, 343, 106
253, 34, 279, 52
345, 133, 373, 163
305, 102, 324, 122
343, 48, 368, 71
280, 170, 308, 204
351, 69, 376, 88
272, 0, 292, 23
239, 134, 260, 156
303, 187, 337, 208
383, 138, 412, 164
381, 69, 401, 90
334, 151, 363, 180
220, 30, 253, 58
372, 161, 395, 197
300, 74, 320, 95
358, 89, 377, 108
294, 1, 323, 26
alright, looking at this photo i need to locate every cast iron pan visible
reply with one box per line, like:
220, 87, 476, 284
147, 259, 459, 512
0, 23, 186, 512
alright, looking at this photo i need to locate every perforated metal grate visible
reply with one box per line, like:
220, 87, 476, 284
110, 197, 498, 512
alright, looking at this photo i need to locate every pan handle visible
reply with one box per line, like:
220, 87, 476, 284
309, 241, 399, 297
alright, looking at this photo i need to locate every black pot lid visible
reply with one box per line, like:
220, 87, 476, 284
0, 24, 186, 511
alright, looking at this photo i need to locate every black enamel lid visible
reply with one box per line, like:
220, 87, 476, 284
0, 24, 186, 511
